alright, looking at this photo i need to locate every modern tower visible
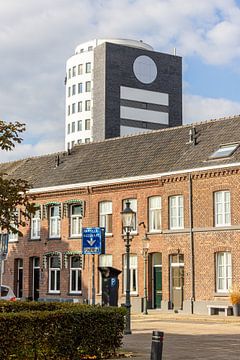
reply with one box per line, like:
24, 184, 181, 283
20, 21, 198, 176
65, 39, 182, 149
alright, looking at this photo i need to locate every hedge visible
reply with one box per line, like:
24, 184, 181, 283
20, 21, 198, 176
0, 302, 126, 359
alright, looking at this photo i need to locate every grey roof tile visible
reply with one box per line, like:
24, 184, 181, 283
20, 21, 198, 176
1, 116, 240, 189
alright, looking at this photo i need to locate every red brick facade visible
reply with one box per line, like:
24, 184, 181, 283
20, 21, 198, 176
3, 166, 240, 314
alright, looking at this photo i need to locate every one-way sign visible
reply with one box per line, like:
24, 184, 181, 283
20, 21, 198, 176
82, 227, 105, 255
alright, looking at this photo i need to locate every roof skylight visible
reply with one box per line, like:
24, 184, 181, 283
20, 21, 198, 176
210, 143, 239, 159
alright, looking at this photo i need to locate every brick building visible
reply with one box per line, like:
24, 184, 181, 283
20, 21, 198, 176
1, 116, 240, 314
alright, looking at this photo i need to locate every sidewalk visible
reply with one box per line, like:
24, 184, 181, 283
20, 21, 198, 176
119, 311, 240, 359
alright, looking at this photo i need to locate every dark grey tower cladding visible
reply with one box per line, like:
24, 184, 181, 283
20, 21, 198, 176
92, 42, 182, 142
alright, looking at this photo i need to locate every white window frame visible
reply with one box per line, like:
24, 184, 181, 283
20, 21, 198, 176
48, 256, 60, 294
86, 62, 91, 73
149, 196, 161, 232
78, 83, 83, 93
123, 199, 137, 233
216, 252, 232, 293
85, 81, 91, 92
78, 64, 83, 75
85, 100, 91, 111
169, 195, 184, 230
70, 256, 82, 294
85, 119, 90, 131
123, 254, 138, 295
49, 205, 61, 239
70, 204, 82, 237
99, 201, 112, 235
31, 208, 41, 240
9, 210, 19, 242
214, 191, 231, 227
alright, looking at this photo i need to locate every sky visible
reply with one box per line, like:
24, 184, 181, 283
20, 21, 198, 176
1, 0, 240, 162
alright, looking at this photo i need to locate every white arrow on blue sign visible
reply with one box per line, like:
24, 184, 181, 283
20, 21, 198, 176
82, 227, 105, 255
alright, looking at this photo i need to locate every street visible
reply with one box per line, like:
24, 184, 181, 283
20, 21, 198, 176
121, 313, 240, 359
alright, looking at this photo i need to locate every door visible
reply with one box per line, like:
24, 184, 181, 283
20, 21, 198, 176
170, 254, 184, 310
17, 259, 23, 298
154, 266, 162, 308
33, 257, 40, 301
152, 253, 162, 309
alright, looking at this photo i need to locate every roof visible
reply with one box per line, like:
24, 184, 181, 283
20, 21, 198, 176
1, 116, 240, 190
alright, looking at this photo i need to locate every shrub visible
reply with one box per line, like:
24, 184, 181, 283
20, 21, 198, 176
0, 302, 126, 359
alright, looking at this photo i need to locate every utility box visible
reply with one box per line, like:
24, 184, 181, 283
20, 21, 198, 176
98, 267, 121, 306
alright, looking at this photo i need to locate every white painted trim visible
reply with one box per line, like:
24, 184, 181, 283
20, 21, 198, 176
29, 162, 240, 195
120, 106, 169, 124
120, 86, 168, 106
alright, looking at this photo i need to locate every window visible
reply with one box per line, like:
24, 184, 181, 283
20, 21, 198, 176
67, 123, 70, 134
85, 119, 90, 131
78, 83, 83, 93
70, 256, 82, 293
49, 205, 60, 238
9, 210, 19, 242
72, 84, 76, 95
70, 204, 82, 237
72, 66, 76, 77
68, 68, 71, 79
85, 81, 91, 92
86, 62, 91, 73
149, 196, 161, 232
77, 120, 82, 131
78, 101, 82, 112
68, 105, 70, 116
210, 143, 238, 159
85, 100, 91, 111
99, 201, 112, 234
68, 87, 71, 97
123, 254, 138, 294
78, 64, 83, 75
49, 256, 60, 293
71, 122, 75, 133
88, 46, 93, 51
85, 138, 90, 143
72, 103, 75, 114
123, 199, 137, 232
169, 195, 184, 229
77, 139, 82, 144
31, 208, 41, 239
214, 191, 231, 226
216, 252, 232, 293
71, 140, 75, 148
16, 259, 23, 298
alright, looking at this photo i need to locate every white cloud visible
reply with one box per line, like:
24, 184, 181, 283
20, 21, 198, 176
1, 0, 240, 162
184, 94, 240, 124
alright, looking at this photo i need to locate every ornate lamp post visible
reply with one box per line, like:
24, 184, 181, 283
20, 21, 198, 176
121, 200, 135, 335
142, 233, 150, 315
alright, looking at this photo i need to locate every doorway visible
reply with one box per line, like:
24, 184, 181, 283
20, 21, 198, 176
170, 254, 184, 310
33, 257, 40, 301
17, 259, 23, 298
152, 253, 162, 309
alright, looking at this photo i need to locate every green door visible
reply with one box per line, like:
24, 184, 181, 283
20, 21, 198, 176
154, 266, 162, 309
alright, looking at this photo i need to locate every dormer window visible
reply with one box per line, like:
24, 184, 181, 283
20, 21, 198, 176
210, 143, 239, 159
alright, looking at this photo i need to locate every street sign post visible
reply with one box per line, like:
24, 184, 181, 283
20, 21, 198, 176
82, 227, 105, 305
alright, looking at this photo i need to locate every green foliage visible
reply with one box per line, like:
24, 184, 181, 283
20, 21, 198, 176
0, 119, 35, 234
0, 301, 126, 359
0, 120, 25, 151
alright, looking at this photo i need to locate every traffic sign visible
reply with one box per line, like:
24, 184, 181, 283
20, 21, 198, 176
82, 227, 105, 255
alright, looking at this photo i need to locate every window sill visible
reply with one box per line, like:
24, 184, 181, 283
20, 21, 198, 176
8, 240, 19, 244
68, 236, 81, 240
68, 292, 82, 296
48, 237, 61, 241
214, 292, 229, 297
105, 233, 113, 237
29, 238, 41, 241
147, 230, 162, 235
48, 292, 61, 295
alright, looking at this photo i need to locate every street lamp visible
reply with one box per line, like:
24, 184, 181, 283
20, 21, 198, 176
121, 200, 135, 335
142, 232, 150, 315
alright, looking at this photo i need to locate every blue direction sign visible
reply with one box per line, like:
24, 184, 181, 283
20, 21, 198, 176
82, 227, 105, 255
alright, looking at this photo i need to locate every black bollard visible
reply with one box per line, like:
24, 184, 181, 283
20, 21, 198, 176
150, 330, 164, 360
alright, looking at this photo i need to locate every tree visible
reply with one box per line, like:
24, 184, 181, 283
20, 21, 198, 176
0, 120, 35, 235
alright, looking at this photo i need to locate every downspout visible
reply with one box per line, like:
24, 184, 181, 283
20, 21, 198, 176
189, 173, 195, 314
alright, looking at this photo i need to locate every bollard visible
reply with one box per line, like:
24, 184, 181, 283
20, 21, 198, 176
150, 330, 164, 360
